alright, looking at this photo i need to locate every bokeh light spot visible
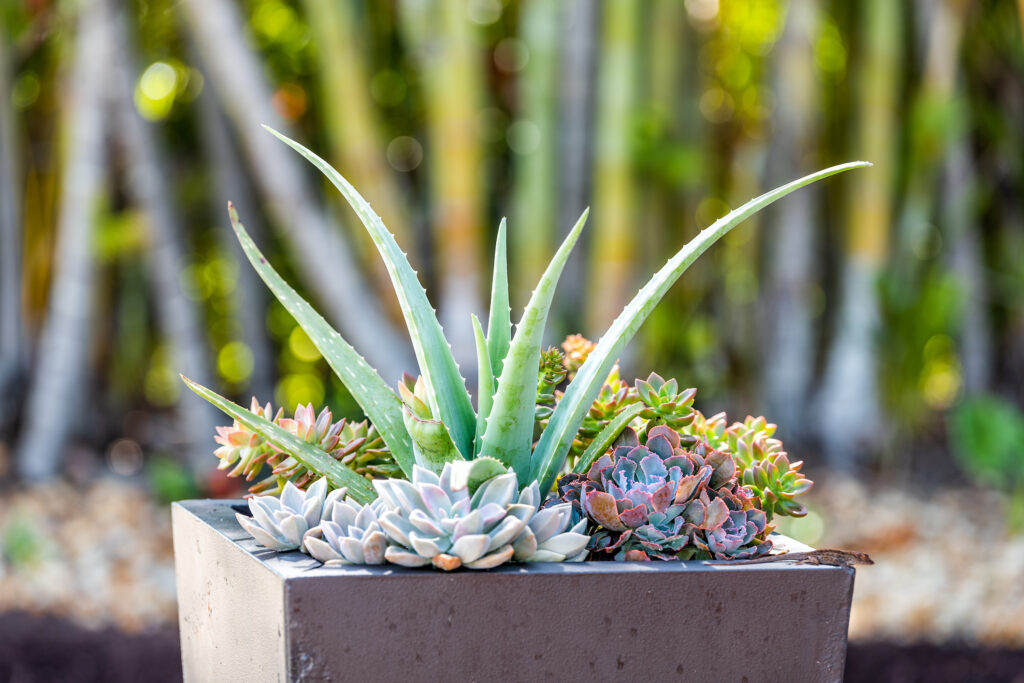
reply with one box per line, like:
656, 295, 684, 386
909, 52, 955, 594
218, 341, 255, 383
135, 62, 179, 121
276, 373, 325, 411
467, 0, 502, 25
494, 38, 529, 73
507, 119, 540, 154
386, 136, 423, 172
288, 327, 322, 363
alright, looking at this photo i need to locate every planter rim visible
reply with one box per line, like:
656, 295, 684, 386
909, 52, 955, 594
174, 498, 826, 581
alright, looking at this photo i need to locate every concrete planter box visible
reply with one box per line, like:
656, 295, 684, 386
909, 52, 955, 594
173, 499, 856, 682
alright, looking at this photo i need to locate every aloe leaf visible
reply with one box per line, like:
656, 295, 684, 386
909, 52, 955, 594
472, 314, 494, 456
264, 126, 476, 460
480, 209, 589, 482
532, 162, 871, 490
182, 377, 376, 504
572, 403, 646, 475
227, 205, 415, 477
486, 218, 511, 378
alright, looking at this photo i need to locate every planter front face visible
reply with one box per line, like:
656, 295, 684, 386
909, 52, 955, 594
173, 500, 855, 682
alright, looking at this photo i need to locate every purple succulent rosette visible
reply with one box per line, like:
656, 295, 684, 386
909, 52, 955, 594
554, 425, 772, 561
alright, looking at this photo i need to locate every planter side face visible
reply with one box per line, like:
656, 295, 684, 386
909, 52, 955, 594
174, 501, 855, 682
172, 501, 288, 681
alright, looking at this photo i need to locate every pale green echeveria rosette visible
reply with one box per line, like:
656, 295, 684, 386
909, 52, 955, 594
374, 462, 531, 570
373, 462, 591, 570
236, 477, 328, 551
302, 488, 388, 565
512, 482, 589, 563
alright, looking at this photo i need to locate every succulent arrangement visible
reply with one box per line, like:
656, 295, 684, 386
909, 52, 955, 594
185, 127, 866, 569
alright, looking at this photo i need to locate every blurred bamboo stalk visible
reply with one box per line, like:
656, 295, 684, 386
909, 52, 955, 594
302, 0, 411, 311
945, 115, 991, 394
398, 0, 484, 369
178, 0, 414, 382
193, 79, 275, 401
110, 8, 220, 472
0, 28, 24, 433
761, 0, 822, 436
511, 0, 560, 308
16, 0, 111, 480
896, 0, 968, 263
587, 0, 639, 334
555, 0, 597, 333
817, 0, 902, 467
939, 1, 992, 394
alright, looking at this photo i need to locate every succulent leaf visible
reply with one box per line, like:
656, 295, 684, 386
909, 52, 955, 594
481, 208, 589, 482
472, 314, 494, 456
398, 374, 463, 473
265, 126, 477, 461
487, 218, 512, 379
225, 206, 414, 477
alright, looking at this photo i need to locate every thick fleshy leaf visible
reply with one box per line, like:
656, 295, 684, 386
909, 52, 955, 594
265, 127, 476, 460
183, 377, 376, 503
532, 162, 871, 490
486, 218, 511, 378
472, 315, 494, 456
225, 206, 414, 477
480, 209, 589, 482
385, 546, 431, 567
583, 490, 627, 531
539, 532, 590, 558
464, 545, 514, 569
450, 534, 490, 563
489, 516, 527, 550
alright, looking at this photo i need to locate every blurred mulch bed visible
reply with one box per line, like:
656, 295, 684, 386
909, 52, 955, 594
0, 479, 176, 632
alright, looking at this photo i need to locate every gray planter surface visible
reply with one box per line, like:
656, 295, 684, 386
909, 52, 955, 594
173, 499, 856, 682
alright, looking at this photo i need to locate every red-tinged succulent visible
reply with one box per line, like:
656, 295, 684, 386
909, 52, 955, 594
554, 425, 772, 561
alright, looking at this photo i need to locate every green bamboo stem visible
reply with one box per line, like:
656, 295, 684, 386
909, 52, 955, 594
511, 0, 560, 306
587, 0, 640, 333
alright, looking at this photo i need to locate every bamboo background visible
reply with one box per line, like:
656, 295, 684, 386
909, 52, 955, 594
0, 0, 1022, 496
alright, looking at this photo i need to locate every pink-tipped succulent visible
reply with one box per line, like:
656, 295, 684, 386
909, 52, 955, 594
213, 398, 401, 494
553, 425, 772, 561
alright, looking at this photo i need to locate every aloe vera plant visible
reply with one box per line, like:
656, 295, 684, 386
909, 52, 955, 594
184, 127, 867, 499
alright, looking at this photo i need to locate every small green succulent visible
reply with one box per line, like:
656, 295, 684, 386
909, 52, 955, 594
681, 412, 812, 521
